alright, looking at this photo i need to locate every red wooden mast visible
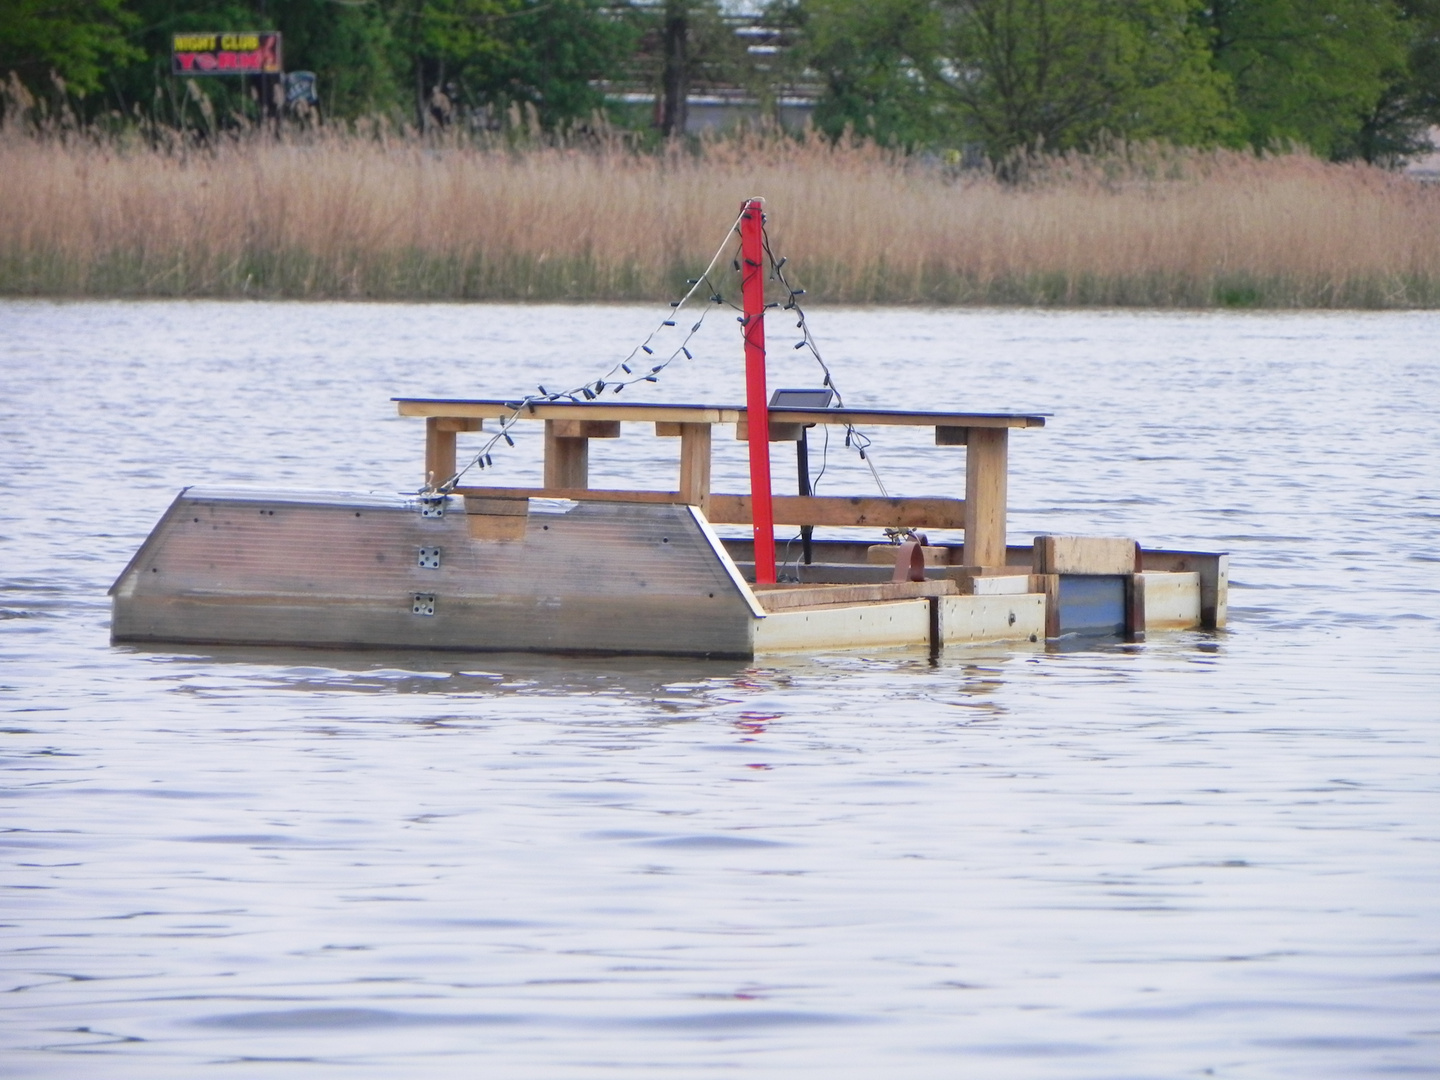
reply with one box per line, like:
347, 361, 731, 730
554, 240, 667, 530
740, 198, 776, 585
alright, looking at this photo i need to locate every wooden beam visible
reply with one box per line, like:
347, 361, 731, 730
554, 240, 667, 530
963, 427, 1008, 568
453, 486, 684, 504
451, 487, 966, 528
425, 417, 457, 487
935, 426, 968, 446
395, 398, 1047, 429
1033, 535, 1138, 576
708, 494, 966, 529
434, 417, 483, 433
399, 400, 742, 424
544, 421, 589, 489
1030, 573, 1061, 639
1126, 573, 1147, 642
550, 419, 621, 439
464, 496, 529, 516
677, 423, 712, 510
753, 580, 957, 612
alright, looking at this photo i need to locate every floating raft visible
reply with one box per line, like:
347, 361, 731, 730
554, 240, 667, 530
110, 400, 1227, 659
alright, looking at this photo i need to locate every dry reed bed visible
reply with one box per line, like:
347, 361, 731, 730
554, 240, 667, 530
1, 132, 1437, 306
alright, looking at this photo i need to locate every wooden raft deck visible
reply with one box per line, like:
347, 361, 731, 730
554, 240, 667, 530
107, 397, 1225, 659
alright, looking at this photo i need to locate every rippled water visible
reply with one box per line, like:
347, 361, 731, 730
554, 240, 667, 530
2, 300, 1438, 1079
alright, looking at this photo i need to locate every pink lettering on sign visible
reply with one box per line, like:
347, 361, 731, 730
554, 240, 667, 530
171, 33, 282, 76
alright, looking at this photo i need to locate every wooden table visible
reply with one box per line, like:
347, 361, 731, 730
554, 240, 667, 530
395, 399, 1046, 569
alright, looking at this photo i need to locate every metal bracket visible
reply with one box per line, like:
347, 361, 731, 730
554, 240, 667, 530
412, 594, 436, 616
417, 494, 447, 518
418, 547, 441, 569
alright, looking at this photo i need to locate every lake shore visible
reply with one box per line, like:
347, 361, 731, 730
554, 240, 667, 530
3, 131, 1438, 308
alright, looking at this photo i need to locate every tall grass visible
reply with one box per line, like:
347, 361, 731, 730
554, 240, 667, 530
2, 127, 1438, 307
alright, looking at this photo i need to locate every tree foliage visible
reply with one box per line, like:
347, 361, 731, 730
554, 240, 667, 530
397, 0, 636, 127
0, 0, 1436, 162
934, 0, 1237, 156
781, 0, 1237, 156
0, 0, 140, 97
3, 0, 633, 128
1199, 0, 1411, 157
787, 0, 947, 146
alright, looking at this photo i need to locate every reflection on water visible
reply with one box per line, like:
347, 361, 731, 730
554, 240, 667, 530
2, 301, 1438, 1079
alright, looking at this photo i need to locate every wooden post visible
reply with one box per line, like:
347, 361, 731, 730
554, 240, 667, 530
677, 423, 712, 511
963, 427, 1008, 568
1126, 574, 1147, 642
544, 420, 589, 490
426, 418, 457, 487
740, 197, 776, 584
1030, 572, 1061, 639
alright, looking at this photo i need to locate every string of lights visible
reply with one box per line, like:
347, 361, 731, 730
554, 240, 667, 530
430, 203, 898, 535
758, 221, 891, 500
432, 206, 750, 494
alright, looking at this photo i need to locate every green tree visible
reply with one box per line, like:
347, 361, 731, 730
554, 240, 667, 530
1344, 0, 1440, 162
934, 0, 1237, 157
395, 0, 638, 129
631, 0, 758, 137
0, 0, 140, 98
784, 0, 946, 146
778, 0, 1237, 155
1198, 0, 1411, 157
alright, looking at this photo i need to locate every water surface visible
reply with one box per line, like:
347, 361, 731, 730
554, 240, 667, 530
1, 300, 1437, 1078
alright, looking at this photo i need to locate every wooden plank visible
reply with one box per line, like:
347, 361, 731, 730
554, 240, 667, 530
678, 423, 712, 510
751, 599, 932, 654
753, 580, 957, 612
551, 419, 621, 439
1137, 571, 1201, 630
938, 593, 1045, 645
468, 514, 527, 541
935, 426, 968, 446
1034, 535, 1138, 576
961, 573, 1033, 596
399, 400, 741, 424
544, 420, 589, 489
708, 494, 966, 529
396, 398, 1046, 429
425, 418, 457, 488
962, 427, 1008, 568
453, 485, 683, 504
434, 417, 483, 433
451, 487, 966, 528
464, 496, 529, 517
1141, 550, 1228, 629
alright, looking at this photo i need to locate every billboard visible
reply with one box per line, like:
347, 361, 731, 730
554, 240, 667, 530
172, 33, 281, 76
